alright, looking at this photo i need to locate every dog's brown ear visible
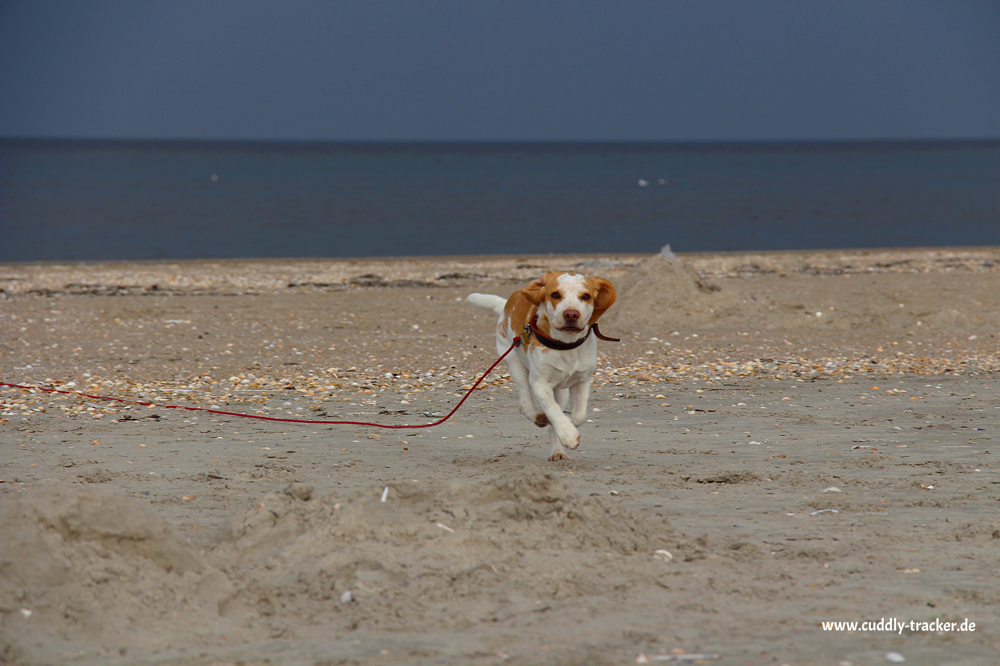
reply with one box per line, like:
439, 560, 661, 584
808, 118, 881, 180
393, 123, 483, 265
588, 278, 617, 324
520, 274, 550, 305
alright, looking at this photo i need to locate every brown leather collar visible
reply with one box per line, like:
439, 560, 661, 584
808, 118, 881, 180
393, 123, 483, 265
524, 315, 620, 350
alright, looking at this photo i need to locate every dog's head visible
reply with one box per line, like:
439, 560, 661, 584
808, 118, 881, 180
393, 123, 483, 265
520, 271, 616, 334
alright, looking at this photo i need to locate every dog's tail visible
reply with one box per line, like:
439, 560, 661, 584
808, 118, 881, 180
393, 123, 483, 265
466, 293, 507, 316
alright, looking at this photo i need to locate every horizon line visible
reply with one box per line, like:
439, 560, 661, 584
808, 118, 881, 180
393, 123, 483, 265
3, 135, 999, 146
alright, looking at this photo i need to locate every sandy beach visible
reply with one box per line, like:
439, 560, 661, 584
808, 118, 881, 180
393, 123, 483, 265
1, 247, 999, 666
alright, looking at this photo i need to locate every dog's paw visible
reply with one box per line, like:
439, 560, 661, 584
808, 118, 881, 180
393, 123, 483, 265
534, 413, 550, 428
557, 425, 581, 450
548, 451, 569, 462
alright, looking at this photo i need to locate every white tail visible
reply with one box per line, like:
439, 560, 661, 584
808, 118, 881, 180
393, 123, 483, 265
466, 293, 506, 316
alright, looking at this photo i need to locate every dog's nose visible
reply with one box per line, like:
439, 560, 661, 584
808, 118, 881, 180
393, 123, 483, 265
563, 309, 580, 324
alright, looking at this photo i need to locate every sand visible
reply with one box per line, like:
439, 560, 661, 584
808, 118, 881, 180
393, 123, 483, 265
1, 248, 998, 666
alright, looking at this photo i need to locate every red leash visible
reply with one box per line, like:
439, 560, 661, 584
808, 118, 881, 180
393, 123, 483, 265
2, 338, 521, 429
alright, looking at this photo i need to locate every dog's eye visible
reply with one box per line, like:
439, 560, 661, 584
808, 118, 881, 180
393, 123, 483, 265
550, 292, 561, 300
581, 293, 592, 301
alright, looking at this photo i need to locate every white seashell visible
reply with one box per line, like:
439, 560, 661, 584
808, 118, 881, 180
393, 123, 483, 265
653, 549, 673, 562
339, 590, 353, 603
822, 487, 842, 493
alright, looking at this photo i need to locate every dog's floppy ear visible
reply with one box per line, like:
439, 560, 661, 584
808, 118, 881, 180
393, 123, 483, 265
520, 273, 553, 305
587, 278, 617, 324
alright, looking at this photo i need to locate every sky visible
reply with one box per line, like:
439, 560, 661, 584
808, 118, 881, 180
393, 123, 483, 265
1, 1, 998, 142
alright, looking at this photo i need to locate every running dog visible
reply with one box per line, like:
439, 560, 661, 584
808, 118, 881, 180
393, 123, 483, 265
467, 271, 617, 460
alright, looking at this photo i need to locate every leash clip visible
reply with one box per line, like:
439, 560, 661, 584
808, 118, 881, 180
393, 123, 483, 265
522, 323, 534, 342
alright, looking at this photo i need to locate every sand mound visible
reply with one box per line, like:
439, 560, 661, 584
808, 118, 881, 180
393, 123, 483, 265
600, 254, 744, 335
1, 471, 681, 663
599, 253, 1000, 337
213, 469, 681, 635
0, 487, 232, 664
1, 486, 202, 576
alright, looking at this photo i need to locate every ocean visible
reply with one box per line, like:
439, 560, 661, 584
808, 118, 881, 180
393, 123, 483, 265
1, 139, 997, 262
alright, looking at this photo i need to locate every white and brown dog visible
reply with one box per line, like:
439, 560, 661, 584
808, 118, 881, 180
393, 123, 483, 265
467, 271, 617, 460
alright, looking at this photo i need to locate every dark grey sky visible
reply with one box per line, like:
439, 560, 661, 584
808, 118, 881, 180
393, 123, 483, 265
1, 0, 998, 142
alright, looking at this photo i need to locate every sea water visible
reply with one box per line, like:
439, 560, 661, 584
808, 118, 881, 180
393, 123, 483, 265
1, 139, 997, 262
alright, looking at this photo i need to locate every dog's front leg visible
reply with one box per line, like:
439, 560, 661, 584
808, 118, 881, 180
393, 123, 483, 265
547, 426, 568, 461
568, 377, 592, 427
530, 379, 580, 450
505, 355, 549, 427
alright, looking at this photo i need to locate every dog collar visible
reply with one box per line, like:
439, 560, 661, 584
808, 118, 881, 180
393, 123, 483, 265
523, 316, 620, 350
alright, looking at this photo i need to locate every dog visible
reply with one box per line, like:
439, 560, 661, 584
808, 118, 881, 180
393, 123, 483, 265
467, 271, 617, 460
